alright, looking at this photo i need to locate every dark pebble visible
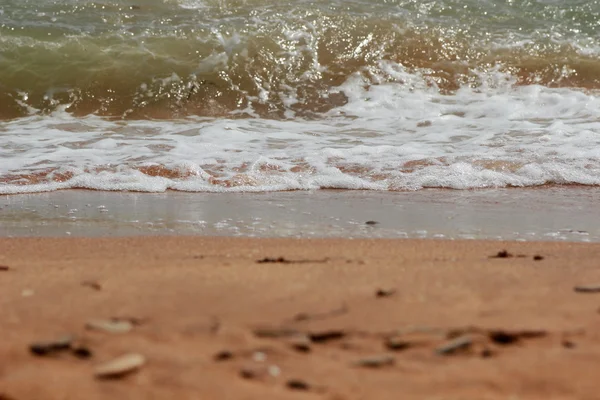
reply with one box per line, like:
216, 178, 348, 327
72, 346, 93, 359
29, 336, 73, 356
289, 335, 312, 353
384, 337, 411, 351
257, 257, 289, 264
375, 288, 396, 298
286, 379, 311, 391
81, 280, 102, 290
0, 265, 9, 271
574, 285, 600, 293
480, 348, 494, 358
533, 255, 544, 261
488, 331, 519, 345
353, 354, 395, 368
490, 250, 512, 258
309, 330, 346, 343
365, 221, 379, 225
214, 350, 234, 361
239, 366, 264, 380
253, 327, 299, 338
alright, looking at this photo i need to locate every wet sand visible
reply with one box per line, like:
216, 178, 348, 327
2, 187, 600, 240
2, 236, 600, 399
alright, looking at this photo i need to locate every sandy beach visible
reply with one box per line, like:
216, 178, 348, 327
2, 235, 600, 399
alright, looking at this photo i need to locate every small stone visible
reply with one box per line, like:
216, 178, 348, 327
486, 329, 546, 345
286, 379, 311, 391
375, 288, 396, 298
533, 255, 544, 261
29, 335, 73, 356
288, 335, 312, 353
488, 330, 519, 345
213, 350, 234, 361
384, 337, 411, 351
352, 354, 395, 368
256, 257, 289, 264
86, 319, 133, 334
252, 351, 267, 362
574, 285, 600, 293
0, 265, 10, 271
490, 250, 512, 258
365, 221, 379, 226
239, 365, 266, 380
435, 335, 473, 355
95, 353, 145, 379
268, 365, 281, 377
72, 346, 93, 359
81, 280, 102, 290
309, 330, 346, 343
480, 348, 493, 358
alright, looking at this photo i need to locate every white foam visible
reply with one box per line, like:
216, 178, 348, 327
3, 65, 600, 194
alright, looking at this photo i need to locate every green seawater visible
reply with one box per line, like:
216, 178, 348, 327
1, 0, 599, 119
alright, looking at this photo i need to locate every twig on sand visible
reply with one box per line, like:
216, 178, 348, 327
256, 256, 329, 264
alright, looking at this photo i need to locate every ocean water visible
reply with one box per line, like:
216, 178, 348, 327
2, 0, 600, 194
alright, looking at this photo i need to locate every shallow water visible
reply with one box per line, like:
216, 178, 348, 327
2, 188, 600, 241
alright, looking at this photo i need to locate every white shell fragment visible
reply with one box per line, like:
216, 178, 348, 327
86, 319, 134, 333
95, 353, 146, 379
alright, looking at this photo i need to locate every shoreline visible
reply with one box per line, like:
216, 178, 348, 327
2, 187, 600, 241
1, 236, 600, 399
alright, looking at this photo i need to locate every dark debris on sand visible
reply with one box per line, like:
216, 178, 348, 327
490, 250, 513, 258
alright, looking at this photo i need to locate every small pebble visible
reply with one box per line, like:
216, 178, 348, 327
375, 288, 396, 298
72, 346, 93, 359
384, 337, 411, 351
309, 330, 346, 343
286, 379, 311, 391
352, 354, 395, 368
574, 285, 600, 293
252, 351, 267, 362
288, 335, 312, 353
95, 353, 145, 379
86, 319, 133, 334
435, 335, 473, 355
268, 365, 281, 377
29, 335, 73, 356
81, 280, 102, 290
213, 350, 234, 361
240, 366, 265, 380
490, 250, 512, 258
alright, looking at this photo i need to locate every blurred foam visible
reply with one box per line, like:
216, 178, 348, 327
3, 68, 600, 193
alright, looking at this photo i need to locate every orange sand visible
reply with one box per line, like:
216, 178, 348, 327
1, 237, 600, 399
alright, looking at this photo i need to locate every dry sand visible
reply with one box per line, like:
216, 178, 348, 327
1, 236, 600, 399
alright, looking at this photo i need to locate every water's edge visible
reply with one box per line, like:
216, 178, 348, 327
2, 187, 598, 241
